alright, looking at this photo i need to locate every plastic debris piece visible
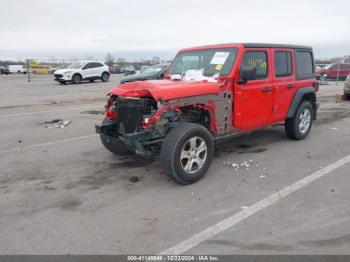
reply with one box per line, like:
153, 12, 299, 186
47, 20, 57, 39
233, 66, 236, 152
129, 176, 140, 183
43, 119, 71, 129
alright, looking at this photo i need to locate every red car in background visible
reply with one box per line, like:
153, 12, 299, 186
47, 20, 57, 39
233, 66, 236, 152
316, 63, 350, 80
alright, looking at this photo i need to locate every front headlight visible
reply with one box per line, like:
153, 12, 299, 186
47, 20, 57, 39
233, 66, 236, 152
64, 71, 73, 74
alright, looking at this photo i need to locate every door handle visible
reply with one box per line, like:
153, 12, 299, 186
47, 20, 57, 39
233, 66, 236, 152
262, 87, 273, 93
287, 84, 294, 89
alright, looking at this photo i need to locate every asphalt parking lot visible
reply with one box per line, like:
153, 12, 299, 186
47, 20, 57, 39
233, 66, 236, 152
1, 75, 350, 255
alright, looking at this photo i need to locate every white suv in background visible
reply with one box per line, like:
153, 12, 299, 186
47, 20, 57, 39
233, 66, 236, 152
54, 61, 110, 84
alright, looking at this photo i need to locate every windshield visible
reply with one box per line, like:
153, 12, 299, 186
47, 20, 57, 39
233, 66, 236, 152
324, 64, 335, 69
169, 48, 238, 77
143, 64, 166, 75
67, 62, 84, 69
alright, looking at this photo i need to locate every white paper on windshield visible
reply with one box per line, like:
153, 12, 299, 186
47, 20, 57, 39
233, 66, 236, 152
210, 52, 229, 65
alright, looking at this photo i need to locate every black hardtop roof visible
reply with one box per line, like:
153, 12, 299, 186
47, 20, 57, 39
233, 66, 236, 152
243, 43, 312, 50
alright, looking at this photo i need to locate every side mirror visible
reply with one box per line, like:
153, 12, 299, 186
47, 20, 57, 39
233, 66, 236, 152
238, 66, 257, 84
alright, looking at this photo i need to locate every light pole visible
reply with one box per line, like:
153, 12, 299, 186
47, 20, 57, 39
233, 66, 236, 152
26, 59, 31, 82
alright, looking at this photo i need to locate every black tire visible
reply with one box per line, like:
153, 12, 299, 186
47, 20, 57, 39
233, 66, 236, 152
101, 72, 109, 82
161, 123, 214, 185
72, 74, 82, 84
99, 118, 133, 156
285, 100, 314, 140
345, 93, 350, 100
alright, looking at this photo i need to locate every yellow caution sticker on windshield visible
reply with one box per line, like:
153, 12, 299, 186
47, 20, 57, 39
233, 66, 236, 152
215, 64, 223, 71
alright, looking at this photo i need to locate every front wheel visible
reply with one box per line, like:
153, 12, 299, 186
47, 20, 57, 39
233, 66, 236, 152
101, 72, 109, 82
72, 74, 82, 84
285, 100, 314, 140
161, 123, 214, 185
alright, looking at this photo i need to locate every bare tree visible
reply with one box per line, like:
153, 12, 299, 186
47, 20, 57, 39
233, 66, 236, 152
116, 57, 126, 66
105, 53, 115, 67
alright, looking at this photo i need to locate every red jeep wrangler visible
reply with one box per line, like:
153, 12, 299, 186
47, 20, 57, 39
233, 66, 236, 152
96, 43, 318, 184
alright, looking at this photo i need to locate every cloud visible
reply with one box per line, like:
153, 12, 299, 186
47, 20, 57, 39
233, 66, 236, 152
1, 0, 349, 59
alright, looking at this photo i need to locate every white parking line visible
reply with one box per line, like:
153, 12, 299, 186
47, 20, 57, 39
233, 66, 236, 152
0, 134, 98, 155
0, 104, 103, 119
160, 153, 350, 255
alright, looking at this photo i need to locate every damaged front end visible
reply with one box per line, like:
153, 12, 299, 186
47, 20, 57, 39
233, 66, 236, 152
95, 95, 179, 155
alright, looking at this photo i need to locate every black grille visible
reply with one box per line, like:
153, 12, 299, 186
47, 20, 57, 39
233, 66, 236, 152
115, 97, 145, 134
54, 74, 63, 79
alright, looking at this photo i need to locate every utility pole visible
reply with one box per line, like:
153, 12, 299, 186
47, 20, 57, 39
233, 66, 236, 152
26, 59, 31, 82
335, 57, 343, 86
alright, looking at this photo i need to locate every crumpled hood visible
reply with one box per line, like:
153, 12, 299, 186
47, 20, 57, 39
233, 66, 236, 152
54, 69, 74, 74
109, 80, 221, 101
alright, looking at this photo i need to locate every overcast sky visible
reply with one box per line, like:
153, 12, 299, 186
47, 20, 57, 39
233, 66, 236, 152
0, 0, 349, 60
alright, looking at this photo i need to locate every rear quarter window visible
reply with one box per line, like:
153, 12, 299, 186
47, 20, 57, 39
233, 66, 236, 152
295, 50, 314, 79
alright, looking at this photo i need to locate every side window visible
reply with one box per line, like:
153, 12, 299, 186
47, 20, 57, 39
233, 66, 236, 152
295, 50, 314, 79
92, 62, 103, 68
274, 51, 292, 77
83, 63, 92, 69
340, 64, 350, 69
241, 51, 268, 79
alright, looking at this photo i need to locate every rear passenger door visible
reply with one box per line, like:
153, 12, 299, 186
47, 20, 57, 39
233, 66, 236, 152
234, 49, 274, 130
92, 62, 104, 77
271, 49, 296, 122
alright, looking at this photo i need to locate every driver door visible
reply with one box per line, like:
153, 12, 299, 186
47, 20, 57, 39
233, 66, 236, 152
233, 49, 274, 131
82, 62, 94, 79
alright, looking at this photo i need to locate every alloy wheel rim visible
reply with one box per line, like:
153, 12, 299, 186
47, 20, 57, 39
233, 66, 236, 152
298, 108, 311, 134
180, 136, 207, 174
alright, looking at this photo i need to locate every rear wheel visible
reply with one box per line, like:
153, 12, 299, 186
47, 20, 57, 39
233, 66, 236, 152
285, 100, 314, 140
72, 74, 82, 84
161, 123, 213, 185
101, 72, 109, 82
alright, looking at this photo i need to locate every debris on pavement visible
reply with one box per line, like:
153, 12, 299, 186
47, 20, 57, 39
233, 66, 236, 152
129, 176, 140, 183
41, 119, 62, 124
80, 110, 104, 115
241, 206, 249, 209
223, 159, 262, 171
330, 127, 338, 130
259, 174, 268, 178
40, 119, 71, 128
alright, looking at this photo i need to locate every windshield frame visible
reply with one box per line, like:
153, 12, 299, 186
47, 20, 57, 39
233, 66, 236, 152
169, 48, 238, 78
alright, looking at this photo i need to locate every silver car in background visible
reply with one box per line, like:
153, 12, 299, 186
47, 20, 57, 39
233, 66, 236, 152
344, 74, 350, 100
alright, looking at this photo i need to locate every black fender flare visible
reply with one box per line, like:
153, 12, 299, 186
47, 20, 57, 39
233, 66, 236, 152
287, 87, 317, 119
